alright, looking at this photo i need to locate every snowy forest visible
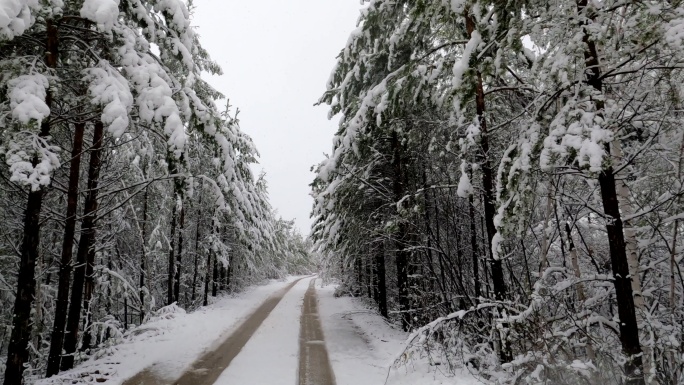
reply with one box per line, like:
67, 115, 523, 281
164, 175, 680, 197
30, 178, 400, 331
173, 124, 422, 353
2, 0, 684, 384
311, 0, 684, 384
0, 0, 313, 384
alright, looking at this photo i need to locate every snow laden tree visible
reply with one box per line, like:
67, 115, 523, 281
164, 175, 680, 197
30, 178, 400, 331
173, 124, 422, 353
314, 0, 684, 384
492, 1, 684, 383
0, 1, 312, 383
314, 0, 530, 346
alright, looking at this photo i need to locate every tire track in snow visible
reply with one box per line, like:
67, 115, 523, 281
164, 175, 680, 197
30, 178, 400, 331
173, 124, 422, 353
298, 279, 337, 385
123, 276, 307, 385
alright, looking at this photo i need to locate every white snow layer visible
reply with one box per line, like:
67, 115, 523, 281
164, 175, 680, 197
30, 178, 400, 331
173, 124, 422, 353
0, 0, 38, 40
80, 0, 120, 32
5, 74, 60, 190
36, 277, 302, 385
317, 280, 479, 385
9, 74, 50, 124
37, 277, 479, 385
457, 161, 473, 198
213, 278, 311, 385
84, 62, 133, 138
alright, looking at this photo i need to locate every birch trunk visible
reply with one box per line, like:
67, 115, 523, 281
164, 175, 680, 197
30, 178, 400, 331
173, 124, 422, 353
611, 140, 655, 384
575, 0, 644, 381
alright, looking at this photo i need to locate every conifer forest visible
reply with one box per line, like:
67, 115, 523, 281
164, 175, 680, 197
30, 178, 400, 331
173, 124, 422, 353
1, 0, 684, 385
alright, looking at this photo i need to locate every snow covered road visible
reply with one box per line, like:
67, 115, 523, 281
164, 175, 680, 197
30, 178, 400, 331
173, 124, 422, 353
212, 277, 310, 385
124, 276, 340, 385
298, 280, 336, 385
44, 276, 474, 385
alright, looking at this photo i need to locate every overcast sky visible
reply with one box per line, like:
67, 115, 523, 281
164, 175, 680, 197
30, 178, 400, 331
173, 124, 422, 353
192, 0, 361, 235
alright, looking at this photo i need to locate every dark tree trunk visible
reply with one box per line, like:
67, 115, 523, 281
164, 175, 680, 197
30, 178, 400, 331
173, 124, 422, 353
219, 265, 226, 292
79, 121, 104, 353
174, 204, 185, 305
167, 200, 177, 305
62, 120, 104, 370
203, 247, 211, 307
80, 241, 98, 352
365, 257, 372, 298
123, 296, 128, 330
355, 256, 362, 295
391, 130, 410, 331
462, 9, 509, 363
422, 170, 449, 311
464, 12, 506, 302
212, 255, 218, 297
598, 170, 644, 383
191, 192, 203, 302
469, 195, 481, 302
372, 248, 379, 303
5, 182, 46, 383
4, 21, 58, 385
574, 1, 644, 382
46, 121, 85, 377
225, 255, 232, 289
375, 241, 388, 318
139, 186, 148, 323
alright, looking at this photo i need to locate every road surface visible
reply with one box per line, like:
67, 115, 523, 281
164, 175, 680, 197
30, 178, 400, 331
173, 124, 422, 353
123, 277, 336, 385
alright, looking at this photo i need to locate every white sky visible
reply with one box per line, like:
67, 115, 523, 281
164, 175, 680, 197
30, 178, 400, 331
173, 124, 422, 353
192, 0, 361, 235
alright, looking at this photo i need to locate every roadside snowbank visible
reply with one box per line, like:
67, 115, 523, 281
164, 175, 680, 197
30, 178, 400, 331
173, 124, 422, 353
316, 280, 479, 385
37, 276, 302, 385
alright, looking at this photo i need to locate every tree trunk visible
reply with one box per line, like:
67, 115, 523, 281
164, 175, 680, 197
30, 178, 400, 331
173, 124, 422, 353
365, 256, 372, 298
463, 11, 507, 303
79, 121, 104, 353
463, 8, 510, 362
212, 255, 218, 297
423, 170, 449, 310
219, 265, 226, 292
375, 241, 388, 318
225, 254, 232, 290
671, 133, 684, 310
611, 142, 644, 307
612, 140, 655, 383
140, 186, 148, 323
46, 121, 85, 376
61, 120, 104, 370
191, 192, 203, 302
576, 0, 644, 381
539, 191, 553, 274
80, 242, 98, 352
391, 130, 410, 330
32, 255, 44, 370
203, 246, 211, 307
598, 169, 644, 384
124, 296, 128, 330
4, 21, 58, 385
469, 195, 481, 302
565, 222, 595, 361
167, 199, 177, 305
174, 204, 185, 305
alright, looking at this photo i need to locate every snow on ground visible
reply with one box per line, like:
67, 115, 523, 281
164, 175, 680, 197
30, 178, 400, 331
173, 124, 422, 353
316, 280, 403, 385
37, 276, 303, 385
213, 277, 312, 385
316, 279, 480, 385
39, 276, 480, 385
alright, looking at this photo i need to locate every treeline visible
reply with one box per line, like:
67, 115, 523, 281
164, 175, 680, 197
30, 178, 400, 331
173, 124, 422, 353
0, 1, 312, 384
311, 1, 684, 384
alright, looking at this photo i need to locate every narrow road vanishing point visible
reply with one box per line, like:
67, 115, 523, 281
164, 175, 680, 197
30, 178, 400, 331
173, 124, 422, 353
123, 277, 337, 385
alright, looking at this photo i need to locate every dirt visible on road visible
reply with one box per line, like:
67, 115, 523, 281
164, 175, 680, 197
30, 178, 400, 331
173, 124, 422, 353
123, 277, 306, 385
298, 279, 337, 385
